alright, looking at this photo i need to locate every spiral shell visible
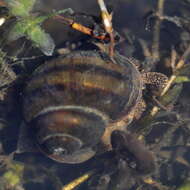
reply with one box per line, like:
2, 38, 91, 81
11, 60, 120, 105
22, 50, 142, 163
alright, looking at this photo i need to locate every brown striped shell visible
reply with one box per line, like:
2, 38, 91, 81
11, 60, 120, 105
22, 50, 143, 163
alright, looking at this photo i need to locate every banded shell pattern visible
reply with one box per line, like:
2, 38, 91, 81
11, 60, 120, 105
22, 50, 142, 163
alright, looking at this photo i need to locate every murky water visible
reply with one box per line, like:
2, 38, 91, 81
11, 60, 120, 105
0, 0, 190, 190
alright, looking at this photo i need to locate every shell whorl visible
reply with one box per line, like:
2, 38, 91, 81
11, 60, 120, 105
23, 50, 142, 122
23, 50, 142, 163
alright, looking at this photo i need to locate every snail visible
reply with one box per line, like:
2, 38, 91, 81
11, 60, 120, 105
18, 49, 140, 163
14, 1, 168, 163
17, 46, 167, 164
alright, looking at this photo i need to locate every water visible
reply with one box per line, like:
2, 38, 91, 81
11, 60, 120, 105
0, 0, 190, 190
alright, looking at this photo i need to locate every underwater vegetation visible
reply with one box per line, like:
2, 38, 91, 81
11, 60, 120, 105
0, 0, 190, 190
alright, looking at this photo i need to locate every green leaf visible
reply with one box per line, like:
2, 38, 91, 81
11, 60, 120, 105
7, 17, 55, 55
177, 180, 190, 190
27, 25, 55, 55
175, 76, 190, 83
176, 64, 190, 77
6, 7, 74, 55
3, 171, 20, 186
7, 19, 26, 41
5, 0, 36, 17
0, 49, 6, 65
7, 15, 47, 41
3, 162, 24, 187
160, 83, 183, 106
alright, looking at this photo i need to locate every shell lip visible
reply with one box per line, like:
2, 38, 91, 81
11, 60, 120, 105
37, 133, 82, 154
36, 133, 96, 164
39, 146, 96, 164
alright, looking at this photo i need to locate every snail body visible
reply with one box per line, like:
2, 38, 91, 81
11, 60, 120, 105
22, 50, 142, 163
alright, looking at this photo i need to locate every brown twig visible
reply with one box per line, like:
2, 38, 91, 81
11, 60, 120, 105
97, 0, 115, 57
61, 170, 96, 190
53, 15, 110, 41
170, 47, 177, 70
151, 0, 165, 62
139, 39, 152, 59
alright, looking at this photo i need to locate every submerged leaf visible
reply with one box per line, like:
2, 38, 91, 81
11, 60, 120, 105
2, 162, 24, 187
175, 76, 190, 83
174, 62, 190, 83
177, 180, 190, 190
159, 83, 183, 106
6, 7, 74, 55
7, 16, 47, 41
7, 19, 26, 41
62, 170, 95, 190
7, 17, 55, 55
133, 83, 183, 135
176, 64, 190, 77
27, 25, 55, 55
5, 0, 36, 17
3, 170, 20, 186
